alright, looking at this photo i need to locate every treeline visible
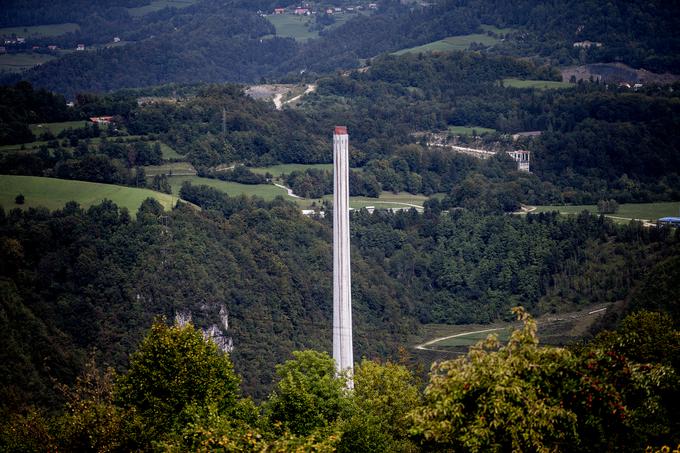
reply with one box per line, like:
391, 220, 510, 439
0, 135, 161, 186
0, 82, 75, 144
1, 308, 678, 451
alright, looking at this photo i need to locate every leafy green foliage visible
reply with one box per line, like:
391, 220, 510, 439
411, 307, 679, 452
266, 350, 348, 436
115, 321, 241, 437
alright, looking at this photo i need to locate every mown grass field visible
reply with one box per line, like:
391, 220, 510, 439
0, 52, 56, 73
448, 125, 497, 136
127, 0, 197, 17
143, 162, 196, 177
479, 24, 519, 35
394, 33, 500, 55
266, 14, 318, 41
501, 78, 573, 89
29, 121, 90, 136
435, 328, 513, 347
158, 142, 183, 160
0, 23, 79, 38
249, 163, 333, 176
167, 176, 293, 200
533, 201, 680, 222
0, 175, 176, 213
266, 12, 356, 41
309, 191, 429, 210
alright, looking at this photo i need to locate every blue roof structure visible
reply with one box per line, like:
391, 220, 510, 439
658, 217, 680, 225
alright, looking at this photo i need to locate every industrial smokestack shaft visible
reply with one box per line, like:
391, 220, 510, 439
333, 126, 354, 387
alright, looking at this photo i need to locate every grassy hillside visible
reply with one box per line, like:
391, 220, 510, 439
0, 23, 79, 38
394, 33, 500, 55
501, 78, 573, 89
29, 121, 89, 135
533, 201, 680, 221
167, 175, 293, 200
0, 175, 176, 213
249, 163, 333, 176
0, 52, 56, 73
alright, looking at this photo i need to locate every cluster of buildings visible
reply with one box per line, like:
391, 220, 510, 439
426, 134, 531, 172
270, 3, 377, 16
1, 36, 121, 54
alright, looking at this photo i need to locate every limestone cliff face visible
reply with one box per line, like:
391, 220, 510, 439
175, 303, 233, 353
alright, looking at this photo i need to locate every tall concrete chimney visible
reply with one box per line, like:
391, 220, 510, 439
332, 125, 354, 387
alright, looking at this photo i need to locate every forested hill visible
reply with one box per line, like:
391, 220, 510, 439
2, 188, 679, 408
2, 0, 679, 96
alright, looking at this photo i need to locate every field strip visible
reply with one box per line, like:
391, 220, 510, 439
415, 327, 504, 351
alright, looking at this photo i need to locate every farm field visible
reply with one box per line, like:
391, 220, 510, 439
158, 142, 183, 160
167, 176, 293, 200
480, 24, 519, 35
29, 121, 90, 136
533, 201, 680, 222
394, 33, 500, 55
265, 12, 356, 41
0, 175, 176, 213
127, 0, 197, 17
416, 303, 612, 353
448, 125, 497, 136
265, 14, 318, 41
501, 78, 573, 89
310, 191, 430, 210
0, 52, 56, 73
143, 162, 196, 177
0, 23, 79, 38
249, 163, 333, 176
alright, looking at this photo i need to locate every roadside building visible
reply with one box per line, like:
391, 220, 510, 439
89, 116, 114, 124
658, 217, 680, 226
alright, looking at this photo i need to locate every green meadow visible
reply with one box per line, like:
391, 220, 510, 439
532, 201, 680, 222
127, 0, 197, 17
29, 121, 90, 136
167, 176, 293, 200
249, 163, 333, 176
448, 125, 497, 136
0, 175, 176, 213
501, 78, 573, 89
0, 23, 79, 38
0, 53, 56, 73
394, 33, 500, 55
144, 162, 196, 177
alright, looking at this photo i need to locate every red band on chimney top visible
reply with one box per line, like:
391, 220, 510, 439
334, 126, 348, 135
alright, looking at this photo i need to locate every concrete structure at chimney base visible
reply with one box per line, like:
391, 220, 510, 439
332, 125, 354, 388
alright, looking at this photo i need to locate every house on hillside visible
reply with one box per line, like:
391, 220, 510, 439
573, 40, 602, 49
273, 7, 285, 14
326, 8, 334, 14
76, 44, 85, 51
113, 37, 121, 43
89, 116, 114, 124
47, 45, 58, 50
16, 37, 25, 44
294, 7, 310, 15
